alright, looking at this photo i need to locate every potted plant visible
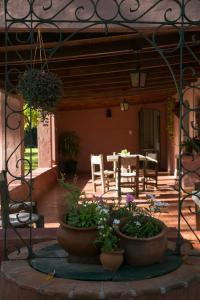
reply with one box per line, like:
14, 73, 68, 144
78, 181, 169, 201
115, 194, 167, 266
59, 131, 80, 176
57, 176, 102, 257
18, 69, 63, 120
95, 210, 124, 272
182, 137, 200, 155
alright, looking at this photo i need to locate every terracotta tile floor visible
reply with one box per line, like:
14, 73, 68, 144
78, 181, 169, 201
37, 172, 200, 243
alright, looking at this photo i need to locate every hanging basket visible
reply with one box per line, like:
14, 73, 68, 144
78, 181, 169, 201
18, 69, 63, 114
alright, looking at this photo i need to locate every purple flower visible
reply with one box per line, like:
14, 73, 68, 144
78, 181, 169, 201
126, 193, 134, 204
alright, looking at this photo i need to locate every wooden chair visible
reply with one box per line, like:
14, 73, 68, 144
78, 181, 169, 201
0, 171, 44, 228
144, 152, 158, 190
117, 155, 144, 198
90, 154, 114, 194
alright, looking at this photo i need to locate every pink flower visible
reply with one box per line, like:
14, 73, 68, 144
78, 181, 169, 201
126, 193, 134, 204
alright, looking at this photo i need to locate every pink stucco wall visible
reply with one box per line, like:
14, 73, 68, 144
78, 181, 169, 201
55, 102, 167, 173
0, 91, 24, 181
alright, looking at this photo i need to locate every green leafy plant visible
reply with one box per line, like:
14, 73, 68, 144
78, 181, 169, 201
95, 204, 120, 252
59, 131, 80, 176
121, 215, 163, 238
115, 193, 166, 238
23, 104, 39, 129
182, 137, 200, 154
59, 131, 80, 160
59, 176, 100, 228
96, 223, 119, 252
120, 149, 130, 155
18, 69, 63, 114
110, 194, 137, 220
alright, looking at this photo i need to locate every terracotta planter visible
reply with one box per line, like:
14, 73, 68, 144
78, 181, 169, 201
100, 250, 124, 272
116, 222, 167, 266
57, 220, 99, 256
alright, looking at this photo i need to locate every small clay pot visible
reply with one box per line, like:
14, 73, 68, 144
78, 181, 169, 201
100, 250, 124, 272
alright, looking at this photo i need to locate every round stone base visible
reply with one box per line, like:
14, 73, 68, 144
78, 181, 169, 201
1, 241, 200, 300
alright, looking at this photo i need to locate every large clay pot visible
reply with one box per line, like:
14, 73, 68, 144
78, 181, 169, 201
116, 221, 167, 266
100, 250, 124, 272
57, 221, 99, 256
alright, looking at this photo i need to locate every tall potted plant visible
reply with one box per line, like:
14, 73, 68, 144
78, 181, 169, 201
59, 131, 80, 176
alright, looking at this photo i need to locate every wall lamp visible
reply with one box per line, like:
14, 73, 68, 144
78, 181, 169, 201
120, 99, 129, 111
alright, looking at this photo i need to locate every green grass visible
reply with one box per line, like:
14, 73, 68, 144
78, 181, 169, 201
24, 148, 38, 172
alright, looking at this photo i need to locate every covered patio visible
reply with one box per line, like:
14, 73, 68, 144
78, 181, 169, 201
1, 1, 200, 299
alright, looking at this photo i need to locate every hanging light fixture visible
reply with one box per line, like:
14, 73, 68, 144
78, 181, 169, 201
120, 99, 129, 111
130, 67, 147, 88
130, 50, 147, 88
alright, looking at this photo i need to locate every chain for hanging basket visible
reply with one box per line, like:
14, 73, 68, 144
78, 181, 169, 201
18, 29, 63, 119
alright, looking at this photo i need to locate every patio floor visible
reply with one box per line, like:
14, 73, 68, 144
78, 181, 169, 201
2, 172, 200, 300
37, 172, 199, 243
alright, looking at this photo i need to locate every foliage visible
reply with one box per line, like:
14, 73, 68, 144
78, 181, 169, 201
95, 204, 120, 252
18, 69, 63, 114
59, 131, 80, 160
110, 194, 137, 219
119, 194, 164, 238
120, 149, 130, 155
59, 176, 166, 247
24, 147, 38, 172
96, 223, 119, 252
59, 176, 100, 228
182, 137, 200, 154
121, 215, 163, 238
23, 104, 39, 129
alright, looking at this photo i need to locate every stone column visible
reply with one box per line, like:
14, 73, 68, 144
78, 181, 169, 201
0, 91, 5, 172
38, 114, 55, 168
1, 91, 24, 182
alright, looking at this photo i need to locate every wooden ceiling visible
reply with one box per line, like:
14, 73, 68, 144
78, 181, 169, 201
0, 29, 200, 111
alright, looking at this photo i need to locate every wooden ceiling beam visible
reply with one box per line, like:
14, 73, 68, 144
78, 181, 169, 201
0, 30, 195, 53
58, 93, 174, 111
60, 85, 177, 101
1, 41, 199, 68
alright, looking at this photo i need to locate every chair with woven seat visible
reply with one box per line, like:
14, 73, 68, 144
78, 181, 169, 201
144, 152, 158, 190
117, 155, 144, 198
0, 171, 44, 228
90, 154, 114, 194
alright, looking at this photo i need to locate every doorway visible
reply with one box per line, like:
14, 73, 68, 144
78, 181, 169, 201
139, 108, 160, 166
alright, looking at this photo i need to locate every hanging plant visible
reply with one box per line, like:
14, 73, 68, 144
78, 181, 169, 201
18, 69, 63, 114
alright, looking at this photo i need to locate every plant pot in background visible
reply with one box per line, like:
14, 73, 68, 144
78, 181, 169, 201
58, 131, 80, 177
64, 159, 77, 176
100, 250, 124, 272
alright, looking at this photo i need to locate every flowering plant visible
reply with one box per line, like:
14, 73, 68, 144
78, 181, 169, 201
119, 194, 166, 238
95, 203, 120, 252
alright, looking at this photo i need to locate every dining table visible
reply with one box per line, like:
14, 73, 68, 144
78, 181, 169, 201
106, 153, 158, 197
106, 153, 158, 163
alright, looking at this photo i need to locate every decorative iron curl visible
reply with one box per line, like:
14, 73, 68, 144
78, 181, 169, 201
6, 0, 32, 21
183, 0, 200, 24
152, 24, 181, 54
163, 0, 182, 23
5, 0, 184, 25
6, 111, 22, 131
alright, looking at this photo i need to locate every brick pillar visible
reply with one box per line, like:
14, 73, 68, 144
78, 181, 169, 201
0, 91, 5, 172
38, 115, 55, 168
1, 91, 24, 181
